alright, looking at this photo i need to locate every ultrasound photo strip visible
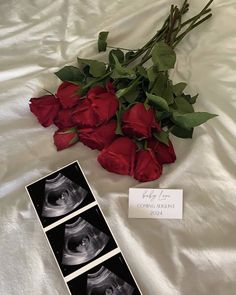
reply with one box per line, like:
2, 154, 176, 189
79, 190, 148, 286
25, 161, 142, 295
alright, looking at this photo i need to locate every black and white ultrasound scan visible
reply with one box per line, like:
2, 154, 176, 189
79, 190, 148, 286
67, 253, 142, 295
46, 205, 117, 276
42, 173, 87, 218
62, 217, 110, 266
87, 266, 134, 295
26, 161, 142, 295
26, 161, 95, 227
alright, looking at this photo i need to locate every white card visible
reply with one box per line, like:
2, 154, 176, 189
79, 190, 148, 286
128, 188, 183, 219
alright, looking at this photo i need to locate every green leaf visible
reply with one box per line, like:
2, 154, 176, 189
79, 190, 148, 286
125, 51, 135, 61
171, 126, 193, 138
153, 131, 169, 145
152, 41, 176, 71
77, 57, 94, 67
146, 92, 169, 111
82, 64, 92, 77
175, 96, 194, 113
116, 78, 140, 103
89, 61, 106, 77
116, 80, 130, 90
144, 99, 150, 110
147, 66, 158, 84
110, 54, 136, 80
69, 135, 79, 145
77, 58, 106, 78
149, 72, 174, 104
161, 83, 174, 104
137, 66, 147, 78
155, 110, 171, 121
55, 66, 85, 82
189, 94, 198, 104
172, 112, 217, 130
124, 88, 140, 103
172, 82, 187, 96
149, 71, 166, 92
98, 31, 109, 52
109, 49, 124, 65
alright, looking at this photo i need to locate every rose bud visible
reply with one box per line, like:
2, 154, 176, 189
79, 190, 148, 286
122, 102, 161, 139
79, 120, 117, 150
29, 95, 60, 127
54, 108, 76, 129
53, 127, 79, 151
148, 138, 176, 164
97, 137, 136, 175
72, 87, 119, 127
134, 149, 162, 182
56, 82, 81, 109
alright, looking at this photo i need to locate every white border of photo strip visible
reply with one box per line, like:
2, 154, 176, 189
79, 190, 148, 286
25, 160, 143, 295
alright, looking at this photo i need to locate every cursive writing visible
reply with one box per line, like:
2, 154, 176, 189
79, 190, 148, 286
142, 190, 170, 202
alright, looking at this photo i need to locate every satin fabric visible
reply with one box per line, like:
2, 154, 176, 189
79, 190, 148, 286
0, 0, 236, 294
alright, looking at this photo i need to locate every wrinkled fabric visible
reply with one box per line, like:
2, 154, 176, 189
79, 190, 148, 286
0, 0, 236, 294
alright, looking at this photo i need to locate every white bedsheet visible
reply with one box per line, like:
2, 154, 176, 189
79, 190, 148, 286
0, 0, 236, 294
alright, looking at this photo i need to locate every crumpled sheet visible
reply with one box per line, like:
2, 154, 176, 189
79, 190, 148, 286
0, 0, 236, 294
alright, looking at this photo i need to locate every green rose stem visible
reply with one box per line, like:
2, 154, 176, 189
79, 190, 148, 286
173, 13, 212, 47
138, 12, 213, 66
136, 0, 213, 65
123, 0, 213, 67
122, 0, 190, 65
107, 45, 139, 51
79, 0, 213, 92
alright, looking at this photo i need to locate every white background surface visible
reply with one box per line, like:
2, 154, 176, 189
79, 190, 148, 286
0, 0, 236, 294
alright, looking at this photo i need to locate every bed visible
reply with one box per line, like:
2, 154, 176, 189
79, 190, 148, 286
0, 0, 236, 294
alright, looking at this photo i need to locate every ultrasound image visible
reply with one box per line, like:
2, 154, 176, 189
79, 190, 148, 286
67, 253, 141, 295
42, 173, 87, 218
62, 217, 110, 266
87, 266, 134, 295
46, 205, 117, 276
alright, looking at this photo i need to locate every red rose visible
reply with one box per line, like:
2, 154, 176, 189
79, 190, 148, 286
29, 95, 60, 127
53, 127, 79, 151
148, 138, 176, 164
87, 85, 107, 99
87, 82, 115, 99
97, 137, 136, 175
54, 108, 76, 129
122, 103, 161, 139
134, 149, 162, 182
79, 120, 117, 150
56, 82, 81, 109
72, 86, 118, 127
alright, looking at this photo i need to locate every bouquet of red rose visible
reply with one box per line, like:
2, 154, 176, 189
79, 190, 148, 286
29, 0, 216, 182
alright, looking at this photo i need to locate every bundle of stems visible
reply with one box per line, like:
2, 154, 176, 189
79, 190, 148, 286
122, 0, 213, 66
84, 0, 214, 90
